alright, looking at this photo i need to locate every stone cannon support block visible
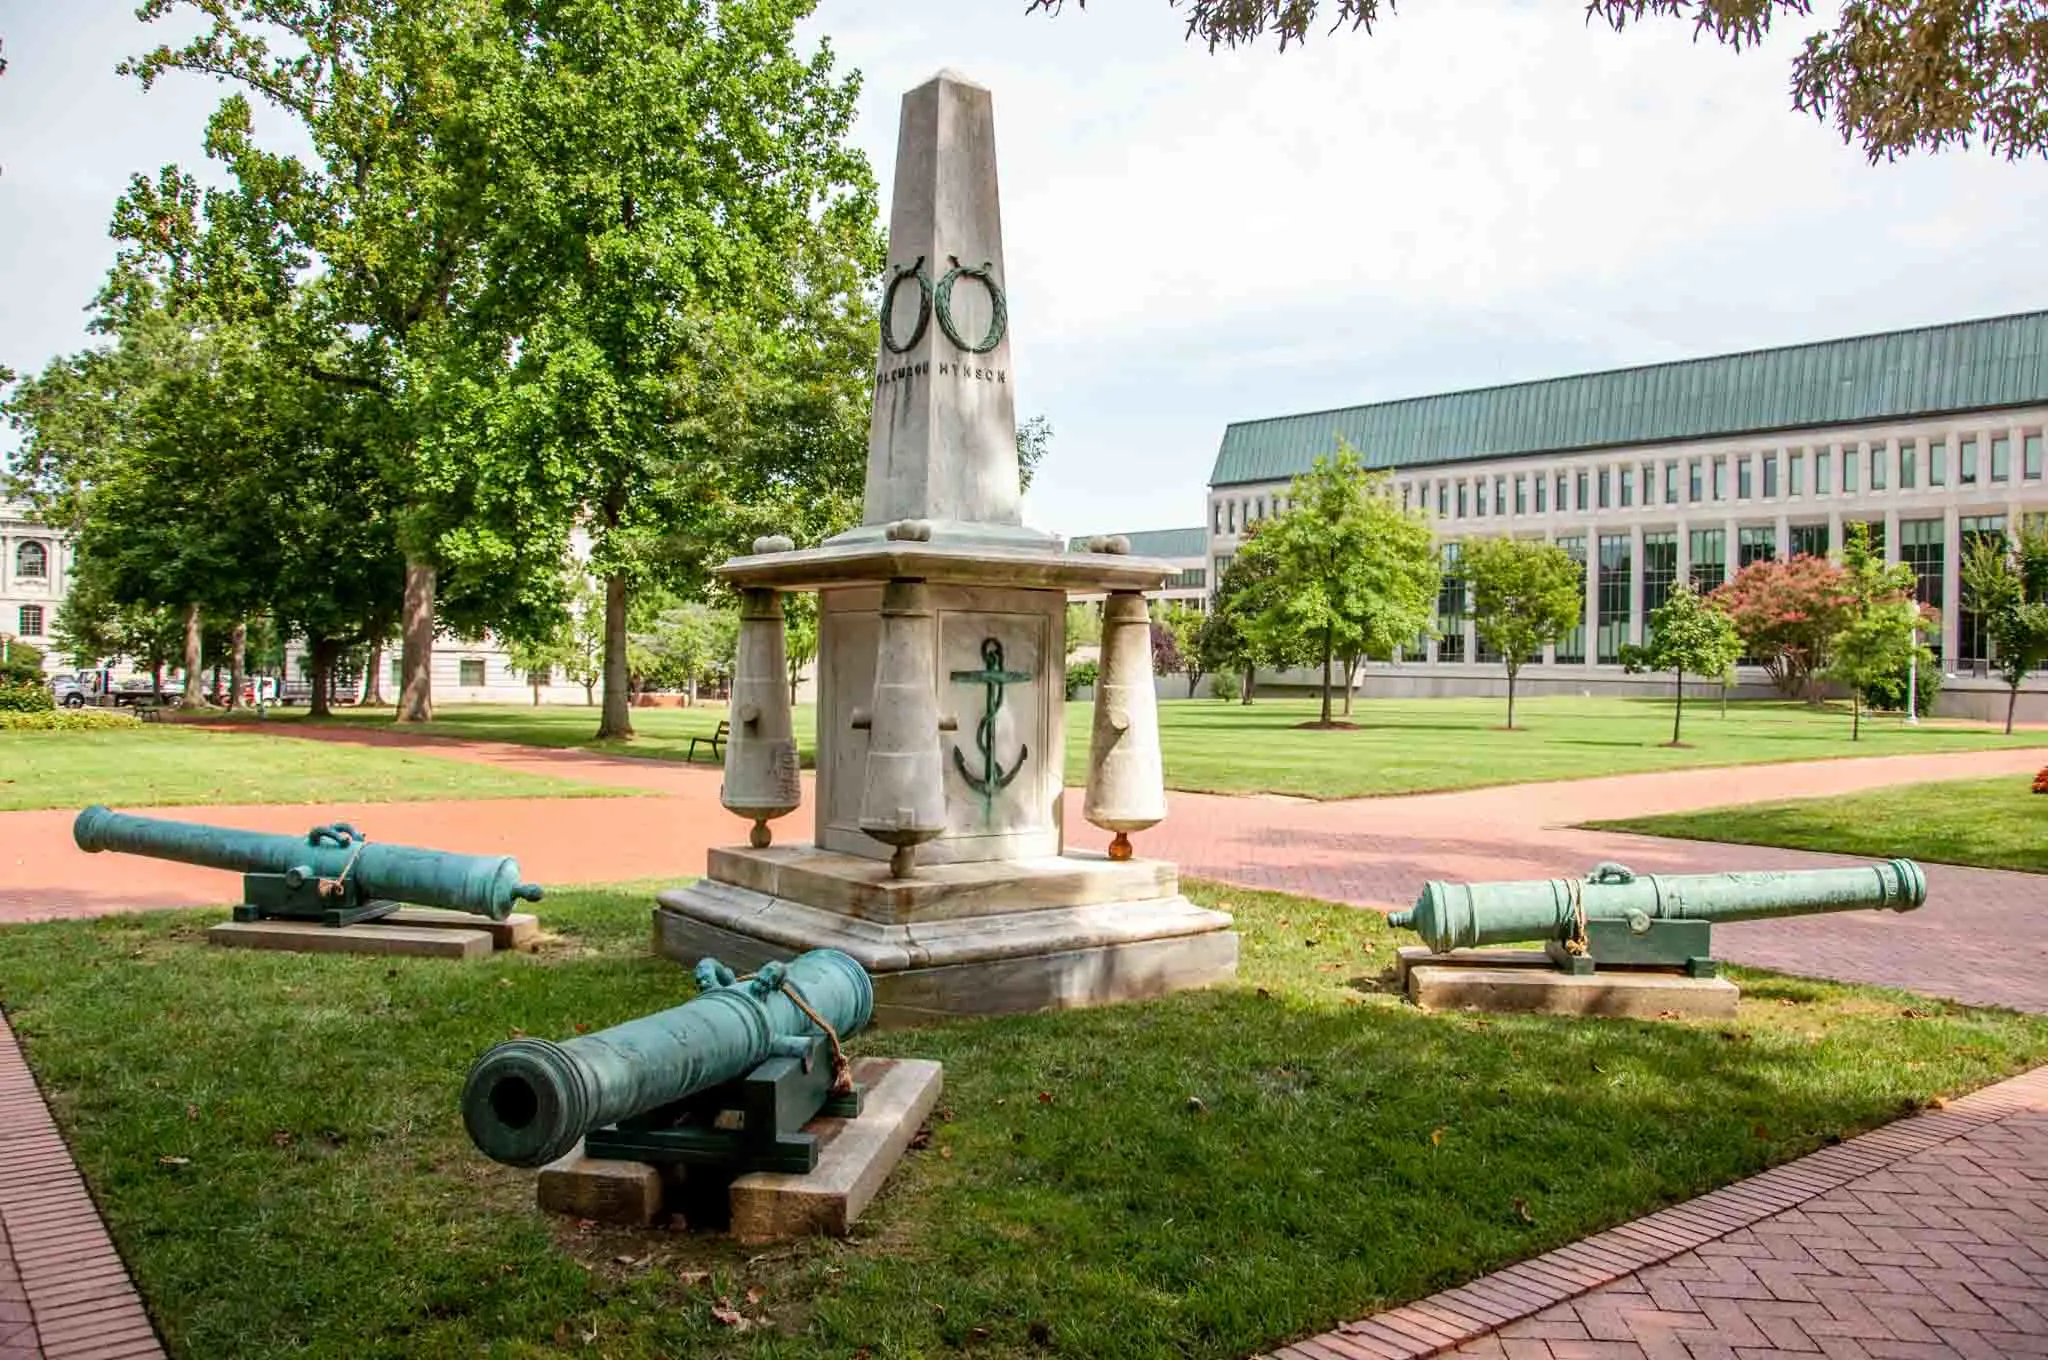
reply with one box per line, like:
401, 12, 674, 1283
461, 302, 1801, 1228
730, 1057, 943, 1244
206, 919, 493, 959
383, 907, 540, 951
1406, 961, 1739, 1019
537, 1145, 666, 1226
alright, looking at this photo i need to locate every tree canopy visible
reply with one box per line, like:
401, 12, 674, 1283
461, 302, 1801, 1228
1462, 536, 1582, 729
1622, 583, 1742, 744
1713, 554, 1855, 700
1028, 0, 2048, 161
1827, 524, 1924, 740
1959, 524, 2048, 733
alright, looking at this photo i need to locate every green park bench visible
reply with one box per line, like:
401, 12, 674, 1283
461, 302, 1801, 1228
686, 720, 729, 763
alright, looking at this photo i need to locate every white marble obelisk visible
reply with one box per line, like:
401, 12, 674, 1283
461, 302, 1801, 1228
839, 71, 1056, 549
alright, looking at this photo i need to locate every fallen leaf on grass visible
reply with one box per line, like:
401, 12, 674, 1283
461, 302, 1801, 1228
156, 1155, 190, 1168
270, 1129, 293, 1148
939, 1145, 954, 1160
1513, 1197, 1535, 1223
677, 1269, 708, 1287
1429, 1127, 1445, 1147
185, 1103, 199, 1121
745, 1286, 764, 1307
1036, 1090, 1054, 1105
710, 1299, 749, 1330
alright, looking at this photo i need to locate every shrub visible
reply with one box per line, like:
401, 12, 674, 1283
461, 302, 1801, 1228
1064, 659, 1099, 699
0, 637, 45, 685
1857, 652, 1942, 716
0, 708, 141, 732
0, 681, 54, 713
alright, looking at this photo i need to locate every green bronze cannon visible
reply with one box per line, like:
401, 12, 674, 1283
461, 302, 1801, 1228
73, 805, 543, 927
462, 948, 873, 1174
1389, 859, 1926, 977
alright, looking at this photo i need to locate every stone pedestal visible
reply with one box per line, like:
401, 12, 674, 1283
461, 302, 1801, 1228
1395, 946, 1740, 1019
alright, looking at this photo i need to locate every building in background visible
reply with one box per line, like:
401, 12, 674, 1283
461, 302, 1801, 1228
1064, 527, 1209, 610
0, 500, 68, 671
1206, 311, 2048, 722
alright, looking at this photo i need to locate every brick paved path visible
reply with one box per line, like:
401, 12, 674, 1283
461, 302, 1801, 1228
0, 1013, 165, 1360
7, 734, 2048, 1008
1264, 1064, 2048, 1360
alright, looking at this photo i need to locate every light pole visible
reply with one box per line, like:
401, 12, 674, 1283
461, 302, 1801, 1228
1906, 625, 1920, 726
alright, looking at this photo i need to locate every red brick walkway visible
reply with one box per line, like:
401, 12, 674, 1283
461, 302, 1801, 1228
1264, 1064, 2048, 1360
0, 1012, 165, 1360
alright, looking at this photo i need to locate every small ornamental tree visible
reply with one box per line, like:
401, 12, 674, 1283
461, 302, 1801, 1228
1960, 527, 2048, 734
1621, 584, 1743, 746
1159, 602, 1207, 697
1827, 524, 1923, 741
1462, 537, 1583, 730
1244, 444, 1439, 725
1712, 554, 1856, 700
1196, 523, 1299, 704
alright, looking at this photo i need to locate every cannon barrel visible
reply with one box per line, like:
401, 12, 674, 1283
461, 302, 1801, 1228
460, 948, 874, 1168
1389, 859, 1926, 954
72, 805, 542, 921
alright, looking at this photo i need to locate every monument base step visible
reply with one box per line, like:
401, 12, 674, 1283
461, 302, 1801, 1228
653, 857, 1237, 1023
1397, 946, 1739, 1019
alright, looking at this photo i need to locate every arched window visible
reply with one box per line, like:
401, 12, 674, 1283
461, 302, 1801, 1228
15, 541, 47, 580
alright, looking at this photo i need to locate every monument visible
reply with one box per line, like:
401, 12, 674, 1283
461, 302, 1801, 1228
654, 71, 1238, 1021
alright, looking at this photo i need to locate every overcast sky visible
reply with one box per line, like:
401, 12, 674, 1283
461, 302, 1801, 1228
4, 0, 2045, 541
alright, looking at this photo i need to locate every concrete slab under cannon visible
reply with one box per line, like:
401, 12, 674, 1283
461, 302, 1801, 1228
1396, 945, 1740, 1019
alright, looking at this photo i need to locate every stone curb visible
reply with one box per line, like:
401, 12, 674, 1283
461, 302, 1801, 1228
1255, 1063, 2048, 1360
0, 1010, 167, 1360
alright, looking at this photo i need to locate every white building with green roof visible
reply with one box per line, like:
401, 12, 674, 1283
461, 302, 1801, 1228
1064, 526, 1209, 610
1204, 311, 2048, 720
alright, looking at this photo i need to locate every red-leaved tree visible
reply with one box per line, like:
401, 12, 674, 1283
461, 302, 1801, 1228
1711, 555, 1856, 701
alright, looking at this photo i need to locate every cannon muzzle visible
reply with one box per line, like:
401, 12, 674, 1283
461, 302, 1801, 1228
461, 948, 873, 1168
73, 805, 543, 921
1390, 858, 1926, 955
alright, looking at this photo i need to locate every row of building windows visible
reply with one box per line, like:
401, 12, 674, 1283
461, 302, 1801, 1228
1381, 432, 2048, 527
1409, 515, 2029, 672
1211, 493, 1294, 535
13, 605, 43, 638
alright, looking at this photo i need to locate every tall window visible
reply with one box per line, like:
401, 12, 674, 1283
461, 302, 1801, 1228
1535, 476, 1548, 513
1688, 460, 1703, 503
1255, 496, 1267, 521
1958, 515, 2008, 671
1737, 458, 1753, 500
1596, 534, 1631, 663
1929, 439, 1948, 485
1899, 518, 1945, 664
1476, 479, 1489, 517
1992, 436, 2012, 483
1899, 441, 1916, 489
1961, 437, 1979, 484
1664, 461, 1679, 504
14, 541, 47, 580
1554, 535, 1586, 662
1689, 528, 1726, 591
16, 605, 43, 638
1738, 525, 1777, 568
1712, 457, 1728, 501
1598, 468, 1611, 509
1619, 466, 1634, 508
1400, 484, 1412, 510
1788, 451, 1804, 497
1575, 470, 1589, 513
1212, 502, 1223, 533
1514, 476, 1527, 515
2028, 433, 2044, 481
1495, 476, 1508, 516
1457, 483, 1469, 518
1762, 453, 1779, 499
1788, 523, 1830, 558
1841, 448, 1858, 493
1815, 448, 1832, 495
1869, 443, 1887, 491
1642, 532, 1678, 636
1555, 472, 1568, 511
459, 658, 487, 687
1436, 543, 1466, 663
1438, 484, 1449, 517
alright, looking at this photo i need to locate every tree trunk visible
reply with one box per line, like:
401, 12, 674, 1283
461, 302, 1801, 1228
228, 622, 247, 711
1319, 628, 1334, 725
597, 572, 634, 740
1187, 670, 1201, 698
531, 676, 542, 706
1672, 669, 1684, 745
1851, 691, 1861, 741
308, 640, 337, 719
1342, 654, 1359, 716
583, 679, 595, 706
210, 661, 222, 704
1506, 665, 1518, 731
397, 559, 436, 723
361, 641, 385, 706
1241, 662, 1255, 705
2007, 682, 2019, 735
151, 662, 163, 705
178, 603, 204, 709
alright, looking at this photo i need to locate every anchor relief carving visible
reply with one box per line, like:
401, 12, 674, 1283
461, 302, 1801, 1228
950, 637, 1032, 819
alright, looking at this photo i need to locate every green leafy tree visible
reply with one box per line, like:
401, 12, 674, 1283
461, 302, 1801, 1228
1960, 526, 2048, 733
783, 593, 820, 707
1158, 602, 1208, 697
1462, 537, 1583, 730
1017, 415, 1053, 492
1620, 584, 1743, 745
1028, 0, 2048, 161
1195, 523, 1299, 704
1242, 445, 1438, 726
1827, 524, 1924, 741
629, 600, 739, 700
1066, 601, 1104, 653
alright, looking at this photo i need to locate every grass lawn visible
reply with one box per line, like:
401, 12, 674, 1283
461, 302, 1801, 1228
298, 696, 2047, 800
2, 885, 2042, 1359
1591, 773, 2048, 874
0, 725, 635, 812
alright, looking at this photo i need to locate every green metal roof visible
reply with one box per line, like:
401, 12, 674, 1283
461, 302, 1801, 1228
1065, 526, 1208, 558
1211, 311, 2048, 488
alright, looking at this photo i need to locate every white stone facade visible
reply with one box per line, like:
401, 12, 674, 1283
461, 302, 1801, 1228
1208, 408, 2048, 720
0, 501, 68, 671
